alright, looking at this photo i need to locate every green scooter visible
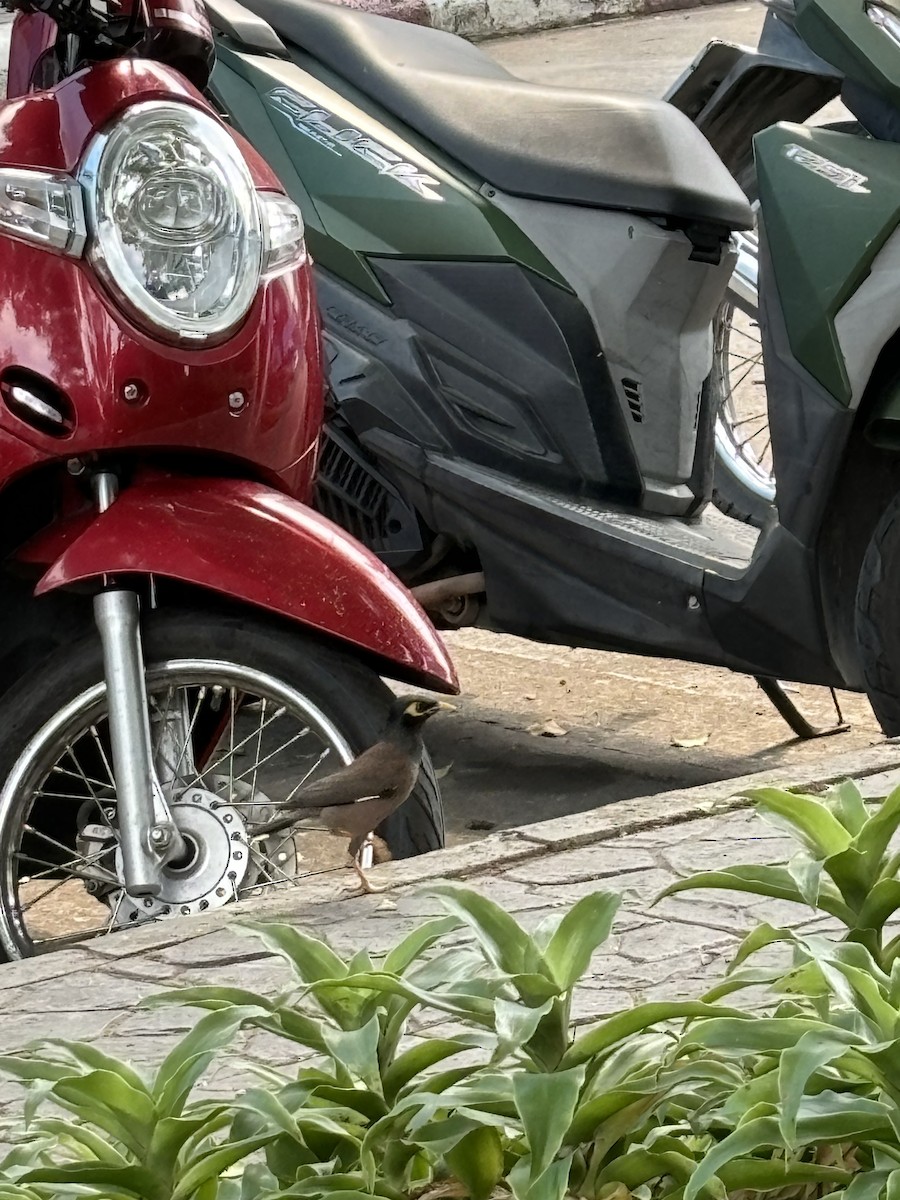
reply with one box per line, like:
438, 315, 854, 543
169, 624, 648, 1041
205, 0, 900, 735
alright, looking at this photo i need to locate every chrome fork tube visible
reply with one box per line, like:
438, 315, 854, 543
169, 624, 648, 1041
92, 472, 185, 896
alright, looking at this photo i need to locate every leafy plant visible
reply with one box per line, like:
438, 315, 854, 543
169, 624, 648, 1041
656, 780, 900, 966
0, 888, 744, 1200
4, 778, 900, 1200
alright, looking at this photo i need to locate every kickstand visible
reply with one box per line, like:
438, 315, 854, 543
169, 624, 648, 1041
754, 677, 851, 740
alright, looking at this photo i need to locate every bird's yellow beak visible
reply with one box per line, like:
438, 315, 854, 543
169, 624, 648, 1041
433, 701, 457, 713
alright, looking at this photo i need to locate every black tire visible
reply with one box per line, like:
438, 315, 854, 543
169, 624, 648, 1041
0, 610, 444, 959
856, 494, 900, 736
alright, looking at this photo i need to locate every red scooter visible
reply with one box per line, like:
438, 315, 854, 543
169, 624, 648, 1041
0, 0, 456, 958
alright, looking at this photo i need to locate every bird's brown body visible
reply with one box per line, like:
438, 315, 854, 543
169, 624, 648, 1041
253, 695, 453, 890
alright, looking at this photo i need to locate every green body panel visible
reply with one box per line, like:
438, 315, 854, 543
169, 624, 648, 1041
210, 44, 567, 301
796, 0, 900, 111
755, 122, 900, 404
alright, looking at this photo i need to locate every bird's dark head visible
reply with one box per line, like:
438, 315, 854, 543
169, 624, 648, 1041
391, 695, 456, 729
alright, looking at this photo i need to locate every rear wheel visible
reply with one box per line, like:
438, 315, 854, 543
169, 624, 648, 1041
710, 121, 864, 527
0, 612, 443, 959
856, 493, 900, 735
711, 285, 775, 526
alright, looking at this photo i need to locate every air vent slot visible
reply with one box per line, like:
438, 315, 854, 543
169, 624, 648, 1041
621, 377, 643, 423
1, 368, 74, 438
314, 425, 423, 567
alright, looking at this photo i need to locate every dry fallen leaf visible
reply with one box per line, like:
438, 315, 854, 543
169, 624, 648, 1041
524, 692, 537, 701
529, 719, 568, 738
671, 733, 711, 748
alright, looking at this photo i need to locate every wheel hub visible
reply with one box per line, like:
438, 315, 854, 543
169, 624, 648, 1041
117, 788, 250, 924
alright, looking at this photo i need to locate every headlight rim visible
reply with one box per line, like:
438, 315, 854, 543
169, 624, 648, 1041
78, 98, 264, 347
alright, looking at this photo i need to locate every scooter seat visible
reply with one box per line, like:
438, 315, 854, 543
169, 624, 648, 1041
238, 0, 753, 229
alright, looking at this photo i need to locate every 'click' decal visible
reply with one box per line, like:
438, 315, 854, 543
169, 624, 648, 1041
268, 87, 444, 201
783, 144, 870, 194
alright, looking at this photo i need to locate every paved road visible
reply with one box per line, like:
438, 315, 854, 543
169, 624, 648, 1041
488, 0, 764, 88
0, 2, 876, 849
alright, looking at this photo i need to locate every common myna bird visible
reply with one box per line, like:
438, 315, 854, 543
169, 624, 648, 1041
253, 695, 454, 892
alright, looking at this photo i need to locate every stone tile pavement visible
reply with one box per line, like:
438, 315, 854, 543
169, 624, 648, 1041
1, 743, 900, 1145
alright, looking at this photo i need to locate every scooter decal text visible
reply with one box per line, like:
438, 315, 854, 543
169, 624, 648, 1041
267, 88, 444, 202
783, 144, 870, 194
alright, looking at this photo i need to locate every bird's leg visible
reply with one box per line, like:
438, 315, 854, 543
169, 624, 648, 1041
344, 837, 387, 896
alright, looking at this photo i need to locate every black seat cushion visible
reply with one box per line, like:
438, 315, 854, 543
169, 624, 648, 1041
244, 0, 753, 229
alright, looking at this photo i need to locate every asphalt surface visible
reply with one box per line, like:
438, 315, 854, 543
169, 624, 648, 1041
0, 3, 879, 851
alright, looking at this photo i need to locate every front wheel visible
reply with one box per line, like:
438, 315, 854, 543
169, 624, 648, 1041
0, 612, 444, 960
856, 494, 900, 736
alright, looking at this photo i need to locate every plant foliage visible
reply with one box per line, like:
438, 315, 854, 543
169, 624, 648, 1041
1, 780, 900, 1200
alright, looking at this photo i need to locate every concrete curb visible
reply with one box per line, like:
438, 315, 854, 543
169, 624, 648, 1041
74, 740, 900, 966
337, 0, 736, 44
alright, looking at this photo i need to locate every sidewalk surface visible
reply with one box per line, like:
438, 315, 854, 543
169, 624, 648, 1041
2, 743, 900, 1148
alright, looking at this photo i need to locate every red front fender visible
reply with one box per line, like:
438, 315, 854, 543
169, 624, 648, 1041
25, 475, 458, 694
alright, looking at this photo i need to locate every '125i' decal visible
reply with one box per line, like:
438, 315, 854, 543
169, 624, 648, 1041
268, 87, 444, 201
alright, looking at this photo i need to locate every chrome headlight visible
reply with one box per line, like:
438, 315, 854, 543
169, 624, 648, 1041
78, 101, 306, 343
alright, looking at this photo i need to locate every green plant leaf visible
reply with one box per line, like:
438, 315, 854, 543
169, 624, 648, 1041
148, 1110, 231, 1179
854, 785, 900, 865
597, 1148, 699, 1191
684, 1115, 783, 1200
727, 923, 798, 973
29, 1117, 130, 1166
749, 788, 853, 857
309, 973, 494, 1024
655, 866, 853, 921
322, 1016, 382, 1093
52, 1071, 157, 1156
173, 1134, 276, 1200
565, 1090, 644, 1146
679, 1015, 859, 1055
240, 922, 349, 983
787, 851, 825, 907
22, 1163, 164, 1200
153, 1006, 263, 1118
832, 780, 870, 835
513, 1065, 584, 1180
143, 987, 275, 1013
30, 1041, 148, 1096
859, 879, 900, 932
495, 998, 553, 1061
718, 1160, 853, 1191
777, 1028, 861, 1145
381, 1040, 472, 1103
0, 1057, 71, 1083
541, 893, 620, 992
429, 884, 546, 977
445, 1125, 504, 1200
381, 916, 463, 975
508, 1153, 573, 1200
701, 966, 786, 1003
562, 1003, 746, 1069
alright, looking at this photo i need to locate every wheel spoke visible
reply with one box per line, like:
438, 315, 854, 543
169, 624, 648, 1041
233, 726, 312, 785
247, 699, 269, 802
728, 358, 764, 392
729, 411, 768, 430
170, 686, 207, 784
737, 429, 768, 451
186, 700, 286, 787
50, 764, 109, 791
0, 661, 356, 954
88, 725, 116, 791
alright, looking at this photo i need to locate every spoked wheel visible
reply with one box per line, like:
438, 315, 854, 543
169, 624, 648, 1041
0, 613, 443, 959
711, 228, 776, 528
